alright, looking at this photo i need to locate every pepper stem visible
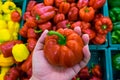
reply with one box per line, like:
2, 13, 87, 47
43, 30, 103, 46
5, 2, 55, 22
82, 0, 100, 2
66, 24, 71, 28
36, 15, 40, 20
102, 25, 107, 30
48, 31, 66, 45
76, 78, 80, 80
9, 6, 13, 10
85, 7, 89, 12
34, 30, 42, 33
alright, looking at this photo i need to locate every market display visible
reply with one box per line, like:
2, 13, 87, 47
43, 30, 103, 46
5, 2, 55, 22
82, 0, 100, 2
72, 64, 103, 80
0, 0, 119, 80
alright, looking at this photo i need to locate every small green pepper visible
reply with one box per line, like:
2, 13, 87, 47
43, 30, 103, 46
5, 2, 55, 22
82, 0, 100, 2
109, 10, 116, 22
109, 7, 120, 22
113, 22, 120, 30
112, 53, 120, 70
108, 0, 120, 7
111, 7, 120, 14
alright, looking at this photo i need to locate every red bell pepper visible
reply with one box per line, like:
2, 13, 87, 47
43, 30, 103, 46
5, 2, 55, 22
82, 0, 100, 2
77, 0, 89, 9
95, 17, 113, 35
79, 6, 95, 22
59, 2, 70, 14
44, 0, 54, 6
68, 6, 79, 21
4, 67, 20, 80
23, 12, 31, 21
91, 64, 102, 78
21, 53, 32, 73
56, 20, 71, 29
55, 0, 64, 8
11, 11, 21, 22
27, 28, 39, 39
71, 21, 82, 29
0, 40, 23, 57
19, 24, 28, 38
27, 38, 37, 52
31, 5, 55, 24
92, 33, 106, 44
53, 13, 65, 24
26, 67, 32, 78
82, 28, 96, 40
26, 0, 37, 12
67, 0, 75, 3
25, 17, 37, 29
89, 0, 106, 10
79, 66, 90, 79
90, 76, 102, 80
38, 21, 52, 31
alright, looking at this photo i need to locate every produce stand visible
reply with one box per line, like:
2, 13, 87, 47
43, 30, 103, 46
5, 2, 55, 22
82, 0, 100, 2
0, 0, 120, 80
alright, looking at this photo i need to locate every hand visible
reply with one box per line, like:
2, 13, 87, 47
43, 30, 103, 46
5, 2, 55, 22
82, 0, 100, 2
30, 27, 91, 80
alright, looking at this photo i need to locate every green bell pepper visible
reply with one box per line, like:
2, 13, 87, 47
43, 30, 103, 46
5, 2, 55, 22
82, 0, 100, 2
108, 0, 120, 7
109, 7, 120, 22
112, 53, 120, 70
113, 22, 120, 30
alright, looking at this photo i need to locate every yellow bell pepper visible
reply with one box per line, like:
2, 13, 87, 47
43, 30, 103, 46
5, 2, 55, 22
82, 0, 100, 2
0, 53, 14, 67
0, 1, 2, 14
0, 67, 10, 80
8, 21, 20, 40
0, 20, 7, 29
12, 44, 30, 62
3, 13, 12, 21
12, 32, 18, 40
8, 20, 19, 33
0, 14, 3, 19
2, 1, 16, 13
0, 29, 11, 43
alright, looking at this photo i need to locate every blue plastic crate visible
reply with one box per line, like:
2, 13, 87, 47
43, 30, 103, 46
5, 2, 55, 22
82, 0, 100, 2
108, 48, 120, 80
87, 48, 110, 80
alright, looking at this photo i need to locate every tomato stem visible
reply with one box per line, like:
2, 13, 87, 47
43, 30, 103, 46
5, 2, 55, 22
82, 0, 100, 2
48, 31, 66, 45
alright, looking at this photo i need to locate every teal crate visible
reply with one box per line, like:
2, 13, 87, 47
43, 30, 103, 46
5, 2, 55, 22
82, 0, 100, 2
87, 48, 110, 80
14, 0, 27, 40
108, 48, 120, 80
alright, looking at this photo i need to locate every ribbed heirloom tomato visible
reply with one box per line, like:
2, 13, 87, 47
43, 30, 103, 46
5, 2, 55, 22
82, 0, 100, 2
44, 28, 84, 67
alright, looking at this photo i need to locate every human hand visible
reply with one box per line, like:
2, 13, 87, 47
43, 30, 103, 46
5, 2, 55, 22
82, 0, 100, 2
30, 27, 91, 80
